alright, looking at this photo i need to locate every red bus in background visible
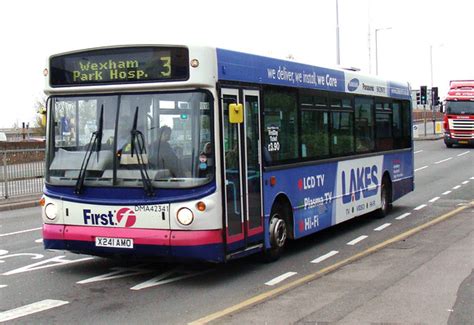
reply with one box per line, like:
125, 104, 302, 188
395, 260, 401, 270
443, 80, 474, 148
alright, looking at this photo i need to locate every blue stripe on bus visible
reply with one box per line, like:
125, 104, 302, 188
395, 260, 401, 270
217, 48, 345, 92
216, 49, 411, 100
388, 81, 412, 100
44, 181, 216, 205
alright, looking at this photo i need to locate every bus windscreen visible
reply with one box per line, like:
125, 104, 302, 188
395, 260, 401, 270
50, 47, 189, 86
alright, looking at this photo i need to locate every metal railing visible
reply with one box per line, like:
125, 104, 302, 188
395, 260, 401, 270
1, 149, 45, 199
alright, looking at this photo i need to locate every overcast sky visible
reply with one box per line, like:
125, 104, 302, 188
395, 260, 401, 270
0, 0, 472, 128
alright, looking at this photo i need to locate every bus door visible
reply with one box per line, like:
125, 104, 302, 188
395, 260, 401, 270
221, 88, 263, 254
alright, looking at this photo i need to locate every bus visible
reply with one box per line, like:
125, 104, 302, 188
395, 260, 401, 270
42, 45, 414, 262
443, 80, 474, 148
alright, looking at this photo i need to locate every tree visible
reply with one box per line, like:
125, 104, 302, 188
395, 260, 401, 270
33, 96, 47, 136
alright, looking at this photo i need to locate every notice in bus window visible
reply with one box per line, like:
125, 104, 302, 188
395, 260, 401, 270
267, 125, 280, 152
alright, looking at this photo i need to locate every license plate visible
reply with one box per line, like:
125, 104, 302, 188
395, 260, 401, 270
95, 237, 134, 249
458, 140, 468, 144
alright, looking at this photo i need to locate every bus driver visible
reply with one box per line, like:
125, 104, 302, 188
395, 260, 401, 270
150, 126, 181, 177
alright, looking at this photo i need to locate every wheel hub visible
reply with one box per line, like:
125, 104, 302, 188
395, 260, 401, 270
270, 217, 287, 248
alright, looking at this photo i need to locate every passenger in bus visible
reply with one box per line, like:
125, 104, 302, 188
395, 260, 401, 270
225, 143, 239, 170
198, 142, 213, 178
201, 142, 212, 157
150, 126, 182, 177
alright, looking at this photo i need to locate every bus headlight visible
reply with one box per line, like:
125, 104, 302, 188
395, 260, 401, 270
177, 208, 194, 226
44, 203, 58, 221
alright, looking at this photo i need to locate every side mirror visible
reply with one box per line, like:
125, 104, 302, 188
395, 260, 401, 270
229, 103, 243, 124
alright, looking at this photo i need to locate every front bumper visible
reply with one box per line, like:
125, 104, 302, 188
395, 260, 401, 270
444, 133, 474, 146
43, 224, 225, 262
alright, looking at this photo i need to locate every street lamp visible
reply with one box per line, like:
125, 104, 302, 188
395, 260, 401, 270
375, 27, 392, 75
336, 0, 341, 65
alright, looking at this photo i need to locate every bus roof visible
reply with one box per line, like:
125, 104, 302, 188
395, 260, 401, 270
44, 45, 411, 100
216, 48, 411, 100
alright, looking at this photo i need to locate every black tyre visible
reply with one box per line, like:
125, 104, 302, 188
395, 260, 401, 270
375, 176, 392, 218
445, 142, 453, 148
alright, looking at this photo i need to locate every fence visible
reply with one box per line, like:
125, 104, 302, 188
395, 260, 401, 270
1, 149, 45, 199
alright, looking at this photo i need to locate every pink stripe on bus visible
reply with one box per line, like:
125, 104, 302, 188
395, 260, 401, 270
170, 229, 223, 246
43, 224, 65, 240
63, 226, 170, 246
44, 225, 223, 247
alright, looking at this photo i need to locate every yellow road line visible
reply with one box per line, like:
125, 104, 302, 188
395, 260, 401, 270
189, 201, 473, 325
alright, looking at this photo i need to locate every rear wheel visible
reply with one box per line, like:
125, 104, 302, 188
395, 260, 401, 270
375, 176, 392, 218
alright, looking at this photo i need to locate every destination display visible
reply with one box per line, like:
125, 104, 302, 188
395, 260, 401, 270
50, 47, 189, 86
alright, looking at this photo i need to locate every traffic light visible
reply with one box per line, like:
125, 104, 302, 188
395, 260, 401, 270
420, 86, 427, 105
431, 87, 439, 106
416, 92, 421, 105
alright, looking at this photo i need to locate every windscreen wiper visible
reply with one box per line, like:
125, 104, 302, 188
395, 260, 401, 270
130, 106, 155, 197
75, 105, 104, 194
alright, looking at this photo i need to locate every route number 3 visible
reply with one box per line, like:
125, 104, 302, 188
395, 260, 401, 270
160, 56, 171, 77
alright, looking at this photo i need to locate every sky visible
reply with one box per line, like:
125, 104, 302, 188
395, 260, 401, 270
0, 0, 472, 128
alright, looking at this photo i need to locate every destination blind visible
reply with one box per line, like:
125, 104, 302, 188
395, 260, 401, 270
50, 47, 189, 86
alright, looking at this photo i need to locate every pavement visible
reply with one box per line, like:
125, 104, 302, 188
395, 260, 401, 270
414, 134, 444, 141
0, 194, 41, 212
212, 202, 474, 325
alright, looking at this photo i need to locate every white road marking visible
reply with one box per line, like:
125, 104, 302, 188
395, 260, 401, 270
347, 235, 368, 246
414, 204, 427, 211
471, 177, 474, 180
414, 150, 423, 154
3, 256, 94, 276
374, 223, 391, 231
265, 272, 298, 286
435, 157, 453, 164
130, 269, 211, 291
442, 190, 452, 195
414, 166, 428, 172
310, 251, 339, 264
0, 299, 69, 322
35, 238, 43, 243
0, 285, 7, 288
0, 227, 42, 237
452, 185, 461, 190
0, 253, 44, 263
457, 151, 469, 157
462, 181, 469, 185
429, 197, 440, 203
77, 265, 154, 284
395, 212, 411, 220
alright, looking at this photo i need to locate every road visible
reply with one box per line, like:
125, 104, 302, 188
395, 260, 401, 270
0, 139, 472, 324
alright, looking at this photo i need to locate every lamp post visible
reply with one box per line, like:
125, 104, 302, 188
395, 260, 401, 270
375, 27, 392, 75
430, 45, 433, 87
336, 0, 341, 65
429, 44, 443, 133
